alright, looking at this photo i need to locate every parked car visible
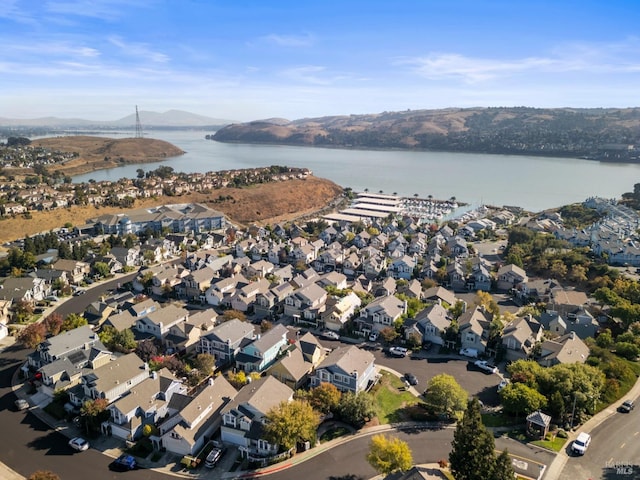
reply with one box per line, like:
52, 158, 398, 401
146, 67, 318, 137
368, 331, 379, 342
404, 373, 418, 386
459, 348, 478, 358
73, 289, 86, 296
571, 432, 591, 455
389, 346, 408, 357
618, 399, 635, 413
14, 398, 29, 411
110, 454, 137, 471
474, 360, 498, 374
205, 447, 223, 468
68, 437, 89, 452
321, 330, 340, 341
497, 379, 510, 392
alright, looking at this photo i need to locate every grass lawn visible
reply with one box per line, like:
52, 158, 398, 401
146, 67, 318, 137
319, 426, 351, 443
481, 412, 522, 428
371, 371, 425, 424
531, 435, 567, 452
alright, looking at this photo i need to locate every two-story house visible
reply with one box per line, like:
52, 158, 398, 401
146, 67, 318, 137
283, 282, 327, 325
234, 324, 289, 373
310, 345, 376, 393
501, 315, 543, 361
356, 295, 406, 336
458, 306, 492, 355
268, 333, 326, 389
134, 304, 190, 340
154, 376, 237, 456
220, 376, 294, 458
197, 319, 256, 366
80, 352, 149, 403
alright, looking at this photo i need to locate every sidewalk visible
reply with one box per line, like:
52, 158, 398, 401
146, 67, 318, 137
542, 374, 640, 480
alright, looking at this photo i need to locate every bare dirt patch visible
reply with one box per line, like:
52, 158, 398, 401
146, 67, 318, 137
0, 176, 344, 245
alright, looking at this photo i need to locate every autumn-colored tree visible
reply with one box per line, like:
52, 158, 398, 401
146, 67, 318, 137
43, 313, 63, 336
221, 309, 247, 322
308, 382, 341, 413
227, 370, 248, 388
366, 434, 413, 474
80, 397, 109, 434
28, 471, 60, 480
379, 326, 398, 344
263, 400, 320, 451
17, 322, 47, 349
12, 299, 34, 323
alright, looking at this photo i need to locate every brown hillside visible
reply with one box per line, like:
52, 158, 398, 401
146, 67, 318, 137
31, 136, 185, 176
0, 176, 343, 244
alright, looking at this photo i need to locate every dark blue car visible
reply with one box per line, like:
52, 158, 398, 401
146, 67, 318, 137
110, 454, 137, 471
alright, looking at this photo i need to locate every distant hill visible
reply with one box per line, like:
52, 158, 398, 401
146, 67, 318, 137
212, 107, 640, 162
0, 110, 234, 129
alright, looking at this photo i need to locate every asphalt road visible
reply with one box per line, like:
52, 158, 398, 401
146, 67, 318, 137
559, 398, 640, 480
0, 344, 169, 480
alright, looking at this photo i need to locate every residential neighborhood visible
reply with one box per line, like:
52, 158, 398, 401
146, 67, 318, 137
2, 190, 639, 480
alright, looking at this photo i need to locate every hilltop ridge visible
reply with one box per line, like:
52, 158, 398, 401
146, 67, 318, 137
212, 106, 640, 162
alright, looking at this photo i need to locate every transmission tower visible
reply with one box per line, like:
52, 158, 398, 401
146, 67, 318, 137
135, 105, 144, 138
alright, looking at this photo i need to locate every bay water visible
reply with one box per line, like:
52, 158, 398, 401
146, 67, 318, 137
70, 129, 640, 213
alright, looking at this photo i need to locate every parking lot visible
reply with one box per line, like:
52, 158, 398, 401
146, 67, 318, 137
317, 337, 504, 407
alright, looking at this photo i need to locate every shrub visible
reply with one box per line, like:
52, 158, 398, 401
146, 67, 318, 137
556, 430, 568, 438
438, 459, 448, 468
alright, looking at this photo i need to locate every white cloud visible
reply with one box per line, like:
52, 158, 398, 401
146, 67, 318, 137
260, 33, 314, 48
400, 38, 640, 83
108, 36, 169, 63
44, 0, 155, 20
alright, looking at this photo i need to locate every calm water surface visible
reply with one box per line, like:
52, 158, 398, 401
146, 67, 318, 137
69, 129, 639, 213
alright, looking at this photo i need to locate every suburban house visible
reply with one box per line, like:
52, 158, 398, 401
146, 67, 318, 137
220, 376, 294, 458
537, 332, 590, 367
154, 376, 238, 456
268, 332, 326, 389
310, 345, 376, 393
107, 368, 186, 441
387, 255, 416, 280
496, 264, 528, 292
234, 324, 289, 373
163, 309, 218, 355
133, 304, 190, 340
501, 316, 543, 361
283, 282, 328, 324
0, 276, 48, 303
320, 292, 362, 332
27, 325, 103, 370
356, 295, 406, 336
406, 303, 450, 346
78, 352, 150, 403
458, 306, 492, 354
51, 258, 91, 284
197, 318, 256, 366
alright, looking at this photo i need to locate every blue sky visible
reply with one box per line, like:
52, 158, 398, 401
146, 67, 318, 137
2, 0, 640, 121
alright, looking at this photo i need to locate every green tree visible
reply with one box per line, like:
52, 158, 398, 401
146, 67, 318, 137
449, 398, 496, 480
61, 313, 88, 332
499, 383, 547, 417
193, 353, 215, 376
112, 328, 137, 352
492, 450, 516, 480
227, 370, 247, 388
337, 391, 376, 428
423, 373, 468, 418
263, 400, 320, 451
366, 434, 413, 474
308, 382, 342, 413
595, 329, 614, 348
93, 261, 111, 278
